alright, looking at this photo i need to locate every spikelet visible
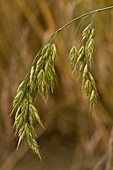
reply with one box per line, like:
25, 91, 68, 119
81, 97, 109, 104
11, 43, 57, 158
69, 24, 98, 111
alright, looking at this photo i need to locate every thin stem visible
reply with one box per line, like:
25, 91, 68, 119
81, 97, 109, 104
35, 5, 113, 56
34, 5, 113, 50
57, 5, 113, 33
74, 15, 89, 40
25, 5, 113, 81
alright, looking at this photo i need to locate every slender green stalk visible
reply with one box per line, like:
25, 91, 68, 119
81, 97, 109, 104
12, 5, 113, 157
31, 5, 113, 73
57, 5, 113, 33
25, 5, 113, 81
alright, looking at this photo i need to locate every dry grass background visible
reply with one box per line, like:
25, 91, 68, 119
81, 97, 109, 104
0, 0, 113, 170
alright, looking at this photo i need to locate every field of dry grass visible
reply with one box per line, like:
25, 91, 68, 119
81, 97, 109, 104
0, 0, 113, 170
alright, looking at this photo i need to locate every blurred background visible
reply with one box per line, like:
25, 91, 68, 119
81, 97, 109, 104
0, 0, 113, 170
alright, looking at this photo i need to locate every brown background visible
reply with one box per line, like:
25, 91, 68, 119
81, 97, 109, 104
0, 0, 113, 170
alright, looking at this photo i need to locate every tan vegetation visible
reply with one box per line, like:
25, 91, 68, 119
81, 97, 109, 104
0, 0, 113, 170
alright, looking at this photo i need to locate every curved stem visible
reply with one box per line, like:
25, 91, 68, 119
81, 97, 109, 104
36, 5, 113, 58
57, 5, 113, 33
37, 5, 113, 53
35, 5, 113, 49
25, 5, 113, 81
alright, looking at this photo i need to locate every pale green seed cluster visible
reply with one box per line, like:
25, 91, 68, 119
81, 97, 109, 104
69, 46, 78, 70
35, 43, 56, 100
82, 65, 98, 111
11, 43, 57, 158
69, 24, 98, 111
82, 24, 95, 65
